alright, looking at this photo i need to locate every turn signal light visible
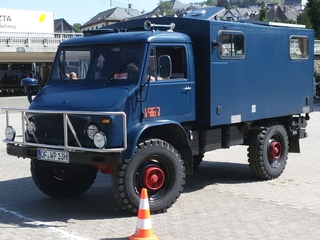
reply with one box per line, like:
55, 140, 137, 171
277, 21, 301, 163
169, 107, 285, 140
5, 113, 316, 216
101, 118, 112, 124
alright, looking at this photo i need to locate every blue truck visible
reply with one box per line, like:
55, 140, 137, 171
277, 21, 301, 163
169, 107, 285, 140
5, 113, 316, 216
3, 10, 314, 214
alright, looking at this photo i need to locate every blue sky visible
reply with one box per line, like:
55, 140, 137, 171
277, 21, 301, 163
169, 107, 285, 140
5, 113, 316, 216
1, 0, 190, 25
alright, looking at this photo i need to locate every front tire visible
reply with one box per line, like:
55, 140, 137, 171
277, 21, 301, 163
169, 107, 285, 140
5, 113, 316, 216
247, 122, 289, 180
112, 139, 186, 214
31, 159, 98, 198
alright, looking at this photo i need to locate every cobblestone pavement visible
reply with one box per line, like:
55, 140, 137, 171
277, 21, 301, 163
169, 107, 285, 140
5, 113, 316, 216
0, 96, 320, 240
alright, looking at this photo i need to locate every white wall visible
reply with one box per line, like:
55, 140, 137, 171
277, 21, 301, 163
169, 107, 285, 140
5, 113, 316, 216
0, 9, 54, 33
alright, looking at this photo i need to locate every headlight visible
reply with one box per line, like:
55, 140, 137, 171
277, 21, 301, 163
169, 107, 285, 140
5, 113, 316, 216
86, 124, 99, 140
27, 120, 37, 135
5, 126, 16, 141
93, 132, 107, 148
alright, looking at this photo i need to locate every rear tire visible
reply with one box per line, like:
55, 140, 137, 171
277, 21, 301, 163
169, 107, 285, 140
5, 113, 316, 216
31, 159, 98, 198
112, 139, 186, 214
247, 122, 289, 180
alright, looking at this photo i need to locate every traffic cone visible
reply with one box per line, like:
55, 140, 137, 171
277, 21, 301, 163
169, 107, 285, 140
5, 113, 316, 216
128, 188, 159, 240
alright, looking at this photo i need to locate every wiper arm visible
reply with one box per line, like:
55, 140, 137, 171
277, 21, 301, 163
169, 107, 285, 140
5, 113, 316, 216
59, 60, 67, 82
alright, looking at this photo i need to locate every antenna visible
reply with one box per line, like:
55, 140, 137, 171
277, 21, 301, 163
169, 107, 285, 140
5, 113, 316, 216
143, 20, 175, 31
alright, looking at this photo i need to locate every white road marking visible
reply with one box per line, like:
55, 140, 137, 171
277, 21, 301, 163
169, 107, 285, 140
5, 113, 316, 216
0, 206, 89, 240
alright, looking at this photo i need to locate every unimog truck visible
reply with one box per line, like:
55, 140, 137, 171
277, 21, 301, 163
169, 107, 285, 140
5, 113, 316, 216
3, 8, 314, 214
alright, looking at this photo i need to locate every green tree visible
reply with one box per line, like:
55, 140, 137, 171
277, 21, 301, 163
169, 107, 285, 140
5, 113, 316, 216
297, 9, 312, 29
206, 0, 217, 5
285, 19, 296, 24
157, 0, 175, 16
72, 23, 81, 33
259, 3, 268, 22
304, 0, 320, 39
217, 0, 229, 8
234, 0, 257, 8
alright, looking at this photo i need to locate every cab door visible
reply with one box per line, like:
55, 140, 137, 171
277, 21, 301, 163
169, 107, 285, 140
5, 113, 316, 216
141, 44, 195, 123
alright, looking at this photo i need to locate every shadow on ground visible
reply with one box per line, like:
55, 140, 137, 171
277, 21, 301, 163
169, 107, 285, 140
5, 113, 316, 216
0, 157, 258, 229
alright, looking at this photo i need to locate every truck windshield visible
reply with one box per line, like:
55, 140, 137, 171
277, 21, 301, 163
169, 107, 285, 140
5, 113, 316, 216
50, 44, 144, 82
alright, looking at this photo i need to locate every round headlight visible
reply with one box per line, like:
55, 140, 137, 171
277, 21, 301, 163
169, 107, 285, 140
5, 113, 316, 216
5, 126, 16, 141
93, 132, 107, 148
27, 120, 37, 135
86, 124, 99, 140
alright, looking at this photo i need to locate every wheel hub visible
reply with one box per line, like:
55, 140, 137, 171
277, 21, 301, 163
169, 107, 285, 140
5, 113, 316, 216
143, 167, 165, 191
53, 169, 75, 180
269, 141, 282, 160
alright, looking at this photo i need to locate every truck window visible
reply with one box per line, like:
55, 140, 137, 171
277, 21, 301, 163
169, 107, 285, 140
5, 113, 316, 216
290, 36, 309, 59
51, 44, 144, 82
51, 49, 91, 80
219, 32, 244, 59
147, 46, 187, 81
92, 45, 143, 81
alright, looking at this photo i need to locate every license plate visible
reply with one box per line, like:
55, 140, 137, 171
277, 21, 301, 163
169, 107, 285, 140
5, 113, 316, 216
37, 148, 69, 163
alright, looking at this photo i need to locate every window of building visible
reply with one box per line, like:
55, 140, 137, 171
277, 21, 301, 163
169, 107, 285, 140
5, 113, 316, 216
290, 36, 309, 59
219, 31, 245, 59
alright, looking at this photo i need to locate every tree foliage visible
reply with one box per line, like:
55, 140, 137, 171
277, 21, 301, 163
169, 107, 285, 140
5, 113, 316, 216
157, 0, 176, 16
217, 0, 229, 8
259, 3, 267, 21
303, 0, 320, 39
230, 0, 257, 8
73, 23, 81, 33
206, 0, 217, 5
297, 9, 312, 29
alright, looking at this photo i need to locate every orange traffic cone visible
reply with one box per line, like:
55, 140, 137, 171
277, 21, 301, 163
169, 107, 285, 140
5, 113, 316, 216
129, 188, 159, 240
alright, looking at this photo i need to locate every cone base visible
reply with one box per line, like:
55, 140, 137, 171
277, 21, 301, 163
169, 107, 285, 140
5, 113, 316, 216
128, 233, 159, 240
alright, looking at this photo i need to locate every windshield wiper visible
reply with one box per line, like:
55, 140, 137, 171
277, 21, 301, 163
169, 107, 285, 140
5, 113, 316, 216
59, 59, 67, 82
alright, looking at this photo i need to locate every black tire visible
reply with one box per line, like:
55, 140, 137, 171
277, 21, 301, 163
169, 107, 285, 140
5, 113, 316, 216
193, 153, 204, 169
112, 138, 186, 214
247, 122, 289, 180
30, 159, 98, 198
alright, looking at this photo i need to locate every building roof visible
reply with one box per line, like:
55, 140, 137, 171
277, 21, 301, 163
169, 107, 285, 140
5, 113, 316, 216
54, 18, 77, 33
82, 7, 142, 28
223, 7, 260, 20
279, 5, 300, 20
266, 5, 300, 22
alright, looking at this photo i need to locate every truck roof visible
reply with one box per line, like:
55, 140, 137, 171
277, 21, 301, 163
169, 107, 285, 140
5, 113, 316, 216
59, 29, 192, 47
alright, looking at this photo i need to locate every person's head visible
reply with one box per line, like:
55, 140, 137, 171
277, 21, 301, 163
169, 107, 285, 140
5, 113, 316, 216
69, 72, 78, 80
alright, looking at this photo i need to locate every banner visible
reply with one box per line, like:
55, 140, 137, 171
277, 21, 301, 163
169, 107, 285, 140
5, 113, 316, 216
0, 9, 54, 33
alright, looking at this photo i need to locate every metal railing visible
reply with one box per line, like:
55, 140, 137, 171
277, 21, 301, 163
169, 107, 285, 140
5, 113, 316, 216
315, 40, 320, 55
0, 32, 83, 48
3, 108, 127, 153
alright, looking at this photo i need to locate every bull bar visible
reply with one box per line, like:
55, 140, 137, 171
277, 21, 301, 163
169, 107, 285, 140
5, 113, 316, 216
2, 107, 127, 153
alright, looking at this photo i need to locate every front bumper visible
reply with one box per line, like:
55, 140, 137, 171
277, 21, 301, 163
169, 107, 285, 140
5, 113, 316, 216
3, 108, 127, 165
6, 144, 122, 165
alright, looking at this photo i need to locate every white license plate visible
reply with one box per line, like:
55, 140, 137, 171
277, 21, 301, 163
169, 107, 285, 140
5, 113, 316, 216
37, 148, 69, 163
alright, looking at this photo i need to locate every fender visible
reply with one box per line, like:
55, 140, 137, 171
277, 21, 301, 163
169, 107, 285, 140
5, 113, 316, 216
123, 120, 193, 173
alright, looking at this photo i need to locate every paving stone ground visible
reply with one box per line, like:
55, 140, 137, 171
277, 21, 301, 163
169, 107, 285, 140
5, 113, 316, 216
1, 96, 320, 240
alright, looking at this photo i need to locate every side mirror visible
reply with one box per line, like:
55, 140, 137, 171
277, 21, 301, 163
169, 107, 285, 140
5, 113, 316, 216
158, 55, 172, 79
21, 77, 42, 103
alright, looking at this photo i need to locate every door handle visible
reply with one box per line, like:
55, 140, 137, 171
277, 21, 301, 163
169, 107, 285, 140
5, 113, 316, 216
181, 86, 191, 93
